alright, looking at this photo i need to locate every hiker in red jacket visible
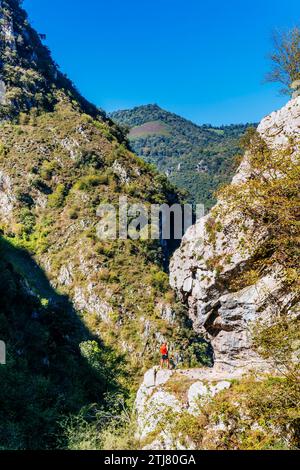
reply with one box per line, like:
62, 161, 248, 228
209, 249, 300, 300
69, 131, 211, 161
160, 342, 170, 369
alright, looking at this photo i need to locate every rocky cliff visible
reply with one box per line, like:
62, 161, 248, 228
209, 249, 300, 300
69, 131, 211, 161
134, 98, 300, 450
170, 96, 300, 373
135, 367, 236, 449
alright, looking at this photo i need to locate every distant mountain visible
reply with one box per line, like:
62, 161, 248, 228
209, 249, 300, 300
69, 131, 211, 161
110, 104, 255, 209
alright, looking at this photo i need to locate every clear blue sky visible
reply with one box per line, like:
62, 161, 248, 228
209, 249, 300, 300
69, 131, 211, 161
23, 0, 300, 125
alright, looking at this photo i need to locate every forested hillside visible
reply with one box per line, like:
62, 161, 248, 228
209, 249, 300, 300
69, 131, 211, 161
0, 0, 208, 449
0, 0, 298, 453
111, 104, 254, 209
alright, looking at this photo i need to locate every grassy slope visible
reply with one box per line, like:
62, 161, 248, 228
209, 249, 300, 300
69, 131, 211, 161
129, 121, 171, 138
0, 101, 209, 382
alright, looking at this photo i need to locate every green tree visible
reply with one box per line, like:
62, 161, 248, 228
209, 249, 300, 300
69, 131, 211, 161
266, 27, 300, 95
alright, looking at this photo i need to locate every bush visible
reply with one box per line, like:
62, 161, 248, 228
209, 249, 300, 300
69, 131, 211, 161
75, 174, 108, 191
48, 184, 67, 208
62, 394, 139, 450
151, 271, 169, 293
69, 207, 79, 220
18, 208, 36, 235
40, 161, 57, 181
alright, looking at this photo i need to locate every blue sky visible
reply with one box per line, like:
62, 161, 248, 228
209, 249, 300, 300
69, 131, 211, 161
23, 0, 299, 125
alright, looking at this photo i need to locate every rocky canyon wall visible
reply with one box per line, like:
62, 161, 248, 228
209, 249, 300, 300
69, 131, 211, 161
170, 97, 300, 373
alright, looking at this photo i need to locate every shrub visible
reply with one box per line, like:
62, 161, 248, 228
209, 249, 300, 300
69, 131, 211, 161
18, 208, 36, 235
62, 393, 139, 450
48, 184, 67, 208
151, 271, 169, 293
40, 161, 57, 181
75, 174, 108, 191
69, 207, 79, 220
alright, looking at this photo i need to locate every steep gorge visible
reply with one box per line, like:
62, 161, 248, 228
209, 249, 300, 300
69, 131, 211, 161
0, 0, 209, 449
170, 96, 300, 372
0, 0, 207, 375
135, 97, 300, 450
0, 0, 299, 451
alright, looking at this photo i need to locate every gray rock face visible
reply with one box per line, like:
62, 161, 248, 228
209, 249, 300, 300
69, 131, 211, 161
0, 81, 6, 105
0, 170, 15, 220
170, 97, 300, 373
73, 285, 114, 324
0, 12, 16, 51
135, 368, 234, 449
112, 160, 130, 184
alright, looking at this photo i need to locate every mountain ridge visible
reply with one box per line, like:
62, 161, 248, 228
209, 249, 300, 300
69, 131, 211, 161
112, 103, 248, 130
0, 0, 127, 142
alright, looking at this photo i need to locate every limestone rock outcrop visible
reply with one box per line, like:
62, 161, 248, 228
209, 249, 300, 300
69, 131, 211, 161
135, 367, 233, 449
170, 97, 300, 373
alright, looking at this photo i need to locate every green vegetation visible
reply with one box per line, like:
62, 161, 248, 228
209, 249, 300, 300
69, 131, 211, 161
266, 26, 300, 95
0, 99, 207, 384
110, 104, 254, 209
213, 128, 300, 295
0, 98, 206, 448
170, 316, 300, 450
0, 237, 127, 449
61, 392, 139, 450
0, 0, 211, 450
48, 184, 67, 208
1, 0, 298, 452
